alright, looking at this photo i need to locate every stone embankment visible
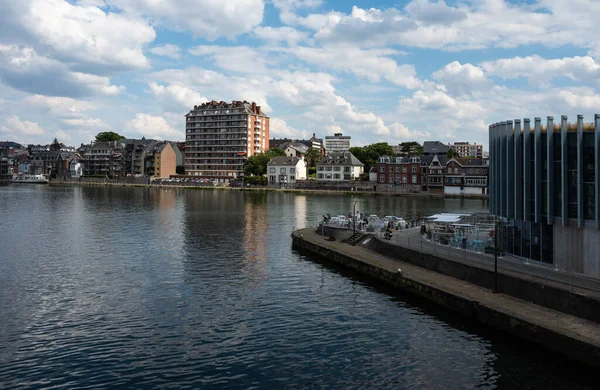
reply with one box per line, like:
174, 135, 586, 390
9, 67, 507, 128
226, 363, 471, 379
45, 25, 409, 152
292, 227, 600, 367
48, 180, 488, 198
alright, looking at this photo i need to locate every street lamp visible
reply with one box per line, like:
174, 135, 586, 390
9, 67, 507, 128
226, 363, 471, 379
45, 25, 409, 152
352, 201, 358, 246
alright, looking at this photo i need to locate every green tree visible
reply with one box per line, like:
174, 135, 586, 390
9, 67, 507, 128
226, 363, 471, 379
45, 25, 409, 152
95, 131, 126, 143
349, 143, 395, 172
447, 148, 458, 159
304, 147, 322, 168
244, 148, 286, 176
398, 141, 423, 157
50, 138, 61, 152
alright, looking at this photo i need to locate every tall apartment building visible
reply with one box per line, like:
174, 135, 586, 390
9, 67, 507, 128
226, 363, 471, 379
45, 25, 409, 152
449, 141, 483, 158
325, 133, 351, 152
185, 100, 270, 180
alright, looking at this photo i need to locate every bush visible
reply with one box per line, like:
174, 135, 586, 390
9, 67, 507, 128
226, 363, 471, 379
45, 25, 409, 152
243, 176, 267, 186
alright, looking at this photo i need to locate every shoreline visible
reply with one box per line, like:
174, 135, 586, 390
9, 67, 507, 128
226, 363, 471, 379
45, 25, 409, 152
44, 180, 489, 199
291, 227, 600, 368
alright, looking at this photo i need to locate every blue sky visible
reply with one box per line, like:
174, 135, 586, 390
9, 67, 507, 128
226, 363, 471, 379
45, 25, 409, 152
0, 0, 599, 149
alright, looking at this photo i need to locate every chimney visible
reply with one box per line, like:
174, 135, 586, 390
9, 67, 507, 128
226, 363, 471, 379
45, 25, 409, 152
251, 102, 257, 113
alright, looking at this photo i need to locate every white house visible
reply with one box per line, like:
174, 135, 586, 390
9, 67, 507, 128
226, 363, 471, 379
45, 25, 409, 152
316, 151, 364, 181
266, 156, 307, 184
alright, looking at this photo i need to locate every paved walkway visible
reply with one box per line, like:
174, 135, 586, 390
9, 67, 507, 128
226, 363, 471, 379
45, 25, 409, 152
296, 227, 600, 354
323, 223, 600, 299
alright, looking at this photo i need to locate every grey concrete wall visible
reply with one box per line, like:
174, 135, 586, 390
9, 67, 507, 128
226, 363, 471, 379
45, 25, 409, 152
361, 233, 600, 323
291, 232, 600, 367
553, 221, 600, 277
583, 226, 600, 277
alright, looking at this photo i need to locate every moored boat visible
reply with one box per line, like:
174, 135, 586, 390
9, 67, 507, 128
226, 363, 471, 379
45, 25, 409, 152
12, 174, 49, 184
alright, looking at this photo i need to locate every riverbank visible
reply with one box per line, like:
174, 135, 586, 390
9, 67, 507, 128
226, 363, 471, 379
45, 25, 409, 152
46, 180, 489, 199
291, 227, 600, 367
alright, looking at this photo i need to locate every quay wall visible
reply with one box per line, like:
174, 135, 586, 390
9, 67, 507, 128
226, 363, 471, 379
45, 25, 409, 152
292, 230, 600, 367
360, 232, 600, 323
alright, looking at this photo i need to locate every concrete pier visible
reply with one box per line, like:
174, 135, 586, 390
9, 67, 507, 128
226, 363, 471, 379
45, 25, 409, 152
292, 227, 600, 367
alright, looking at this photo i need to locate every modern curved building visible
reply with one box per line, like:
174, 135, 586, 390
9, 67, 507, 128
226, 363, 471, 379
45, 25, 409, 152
489, 115, 600, 277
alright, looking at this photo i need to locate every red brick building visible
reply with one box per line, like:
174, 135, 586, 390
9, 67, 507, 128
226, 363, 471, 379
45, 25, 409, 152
375, 156, 421, 188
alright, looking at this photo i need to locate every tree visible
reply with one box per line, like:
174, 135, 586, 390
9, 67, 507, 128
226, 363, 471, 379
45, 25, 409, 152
50, 138, 61, 152
447, 148, 458, 159
304, 147, 322, 168
95, 131, 126, 143
349, 142, 395, 172
244, 148, 286, 176
398, 141, 423, 157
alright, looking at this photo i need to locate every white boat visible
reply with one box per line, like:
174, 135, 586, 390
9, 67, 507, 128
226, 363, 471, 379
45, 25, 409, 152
12, 174, 49, 184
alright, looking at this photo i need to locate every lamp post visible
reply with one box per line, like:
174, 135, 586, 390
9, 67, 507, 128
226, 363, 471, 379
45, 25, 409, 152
352, 201, 358, 246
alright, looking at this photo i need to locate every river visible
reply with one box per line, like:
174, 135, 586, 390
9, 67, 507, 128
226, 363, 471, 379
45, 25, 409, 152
0, 185, 593, 389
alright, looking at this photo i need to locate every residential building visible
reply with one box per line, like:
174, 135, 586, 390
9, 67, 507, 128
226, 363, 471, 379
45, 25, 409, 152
444, 158, 489, 195
284, 142, 309, 158
376, 156, 421, 188
173, 142, 185, 167
316, 151, 364, 181
0, 156, 10, 180
185, 100, 270, 181
325, 133, 351, 152
449, 141, 483, 158
123, 139, 155, 176
266, 156, 307, 184
83, 141, 125, 177
489, 115, 600, 276
270, 133, 324, 155
420, 155, 447, 193
144, 142, 177, 178
422, 141, 449, 156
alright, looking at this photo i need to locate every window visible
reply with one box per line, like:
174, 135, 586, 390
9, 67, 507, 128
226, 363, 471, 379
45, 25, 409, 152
380, 165, 385, 172
344, 174, 351, 180
318, 166, 324, 171
412, 175, 417, 184
454, 168, 459, 174
344, 167, 350, 172
334, 173, 340, 179
402, 175, 407, 183
402, 166, 407, 173
269, 167, 275, 173
280, 168, 286, 174
380, 175, 385, 182
318, 173, 324, 179
290, 168, 296, 174
396, 166, 401, 173
326, 166, 332, 171
334, 166, 341, 171
389, 174, 394, 182
412, 166, 416, 173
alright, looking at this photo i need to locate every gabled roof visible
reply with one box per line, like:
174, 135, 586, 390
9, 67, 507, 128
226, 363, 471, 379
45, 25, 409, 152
317, 151, 364, 166
286, 143, 309, 154
448, 157, 488, 167
267, 156, 301, 166
420, 155, 447, 166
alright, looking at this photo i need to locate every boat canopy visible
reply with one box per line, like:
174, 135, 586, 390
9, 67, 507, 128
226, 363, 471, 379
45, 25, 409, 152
424, 213, 471, 223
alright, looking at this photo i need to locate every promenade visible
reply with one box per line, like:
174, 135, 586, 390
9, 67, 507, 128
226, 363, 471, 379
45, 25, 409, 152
292, 227, 600, 367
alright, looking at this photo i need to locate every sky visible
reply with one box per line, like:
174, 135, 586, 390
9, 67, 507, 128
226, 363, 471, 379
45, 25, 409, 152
0, 0, 599, 150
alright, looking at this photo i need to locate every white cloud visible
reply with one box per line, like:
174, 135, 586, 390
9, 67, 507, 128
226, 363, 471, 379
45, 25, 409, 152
2, 115, 45, 136
252, 26, 308, 44
55, 129, 72, 142
107, 0, 265, 40
432, 61, 492, 96
189, 45, 268, 74
62, 118, 111, 130
149, 44, 181, 60
0, 45, 125, 97
405, 0, 467, 25
281, 45, 421, 89
148, 82, 208, 112
1, 0, 155, 74
125, 113, 184, 140
24, 95, 97, 118
270, 117, 310, 139
480, 55, 600, 86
